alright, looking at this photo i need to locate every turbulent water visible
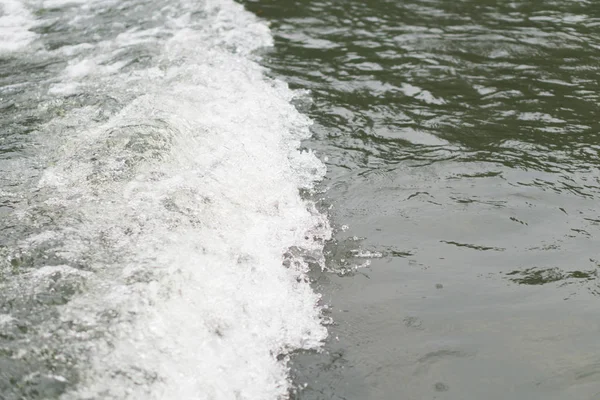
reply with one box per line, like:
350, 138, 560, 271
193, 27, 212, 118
0, 1, 331, 399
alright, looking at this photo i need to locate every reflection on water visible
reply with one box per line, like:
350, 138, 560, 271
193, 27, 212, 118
243, 0, 600, 399
506, 267, 597, 286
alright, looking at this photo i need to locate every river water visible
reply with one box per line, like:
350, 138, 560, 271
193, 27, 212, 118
2, 0, 600, 399
240, 1, 600, 399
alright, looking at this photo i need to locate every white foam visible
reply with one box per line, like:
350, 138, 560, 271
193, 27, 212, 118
64, 59, 96, 78
27, 0, 330, 398
0, 314, 13, 325
47, 81, 80, 95
0, 0, 37, 52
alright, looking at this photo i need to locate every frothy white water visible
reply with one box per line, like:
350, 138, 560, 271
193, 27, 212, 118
7, 0, 330, 398
0, 0, 37, 52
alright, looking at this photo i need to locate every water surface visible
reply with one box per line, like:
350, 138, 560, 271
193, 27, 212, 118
240, 0, 600, 399
0, 1, 329, 398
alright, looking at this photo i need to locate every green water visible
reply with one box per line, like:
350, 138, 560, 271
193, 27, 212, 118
242, 0, 600, 399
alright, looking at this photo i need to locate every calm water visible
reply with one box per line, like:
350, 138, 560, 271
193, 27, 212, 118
241, 0, 600, 399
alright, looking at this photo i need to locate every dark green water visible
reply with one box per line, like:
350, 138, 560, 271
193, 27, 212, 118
241, 1, 600, 399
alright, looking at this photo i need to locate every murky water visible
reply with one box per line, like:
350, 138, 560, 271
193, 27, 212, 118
241, 0, 600, 399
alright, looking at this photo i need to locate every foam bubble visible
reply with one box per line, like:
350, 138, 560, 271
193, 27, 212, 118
15, 0, 330, 398
0, 0, 37, 52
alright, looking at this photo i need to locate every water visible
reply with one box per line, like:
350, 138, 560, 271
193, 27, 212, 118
0, 1, 330, 399
238, 1, 600, 399
2, 0, 600, 399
